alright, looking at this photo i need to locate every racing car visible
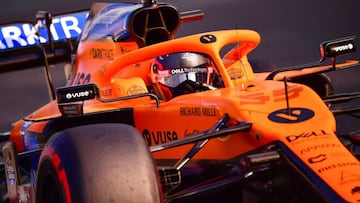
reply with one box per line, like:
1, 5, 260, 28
0, 0, 360, 202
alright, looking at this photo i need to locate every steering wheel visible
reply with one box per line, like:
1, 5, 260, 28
172, 80, 215, 97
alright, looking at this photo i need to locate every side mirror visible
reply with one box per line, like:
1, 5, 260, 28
56, 84, 100, 116
56, 83, 99, 104
320, 36, 356, 60
265, 36, 358, 80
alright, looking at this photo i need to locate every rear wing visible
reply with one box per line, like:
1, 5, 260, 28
0, 10, 88, 73
0, 6, 203, 74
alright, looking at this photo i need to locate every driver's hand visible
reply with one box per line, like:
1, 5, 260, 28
172, 80, 214, 97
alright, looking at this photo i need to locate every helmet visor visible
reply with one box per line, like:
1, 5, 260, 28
158, 65, 212, 88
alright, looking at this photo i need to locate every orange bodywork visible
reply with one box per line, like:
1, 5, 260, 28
9, 29, 360, 202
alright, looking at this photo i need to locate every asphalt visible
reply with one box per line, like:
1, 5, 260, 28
0, 0, 359, 133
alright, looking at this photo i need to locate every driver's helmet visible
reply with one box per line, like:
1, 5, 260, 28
150, 52, 223, 100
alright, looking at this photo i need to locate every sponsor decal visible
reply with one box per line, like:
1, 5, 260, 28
268, 107, 314, 123
180, 106, 218, 117
57, 84, 97, 103
227, 67, 243, 79
4, 152, 16, 185
308, 154, 327, 164
340, 171, 360, 185
286, 130, 330, 143
73, 72, 91, 85
200, 34, 216, 43
333, 43, 354, 53
300, 143, 342, 154
170, 67, 207, 75
157, 69, 170, 77
180, 107, 201, 116
65, 91, 90, 100
0, 11, 87, 50
142, 129, 178, 146
58, 103, 83, 116
127, 85, 146, 95
202, 106, 218, 116
318, 162, 360, 174
90, 48, 114, 60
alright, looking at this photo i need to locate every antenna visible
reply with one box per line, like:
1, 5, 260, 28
35, 11, 56, 101
284, 76, 291, 115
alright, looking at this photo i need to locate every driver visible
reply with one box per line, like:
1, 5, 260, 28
150, 52, 223, 100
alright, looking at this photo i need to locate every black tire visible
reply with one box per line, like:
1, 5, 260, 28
35, 123, 161, 203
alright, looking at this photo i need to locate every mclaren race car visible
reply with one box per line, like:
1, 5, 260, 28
0, 0, 360, 202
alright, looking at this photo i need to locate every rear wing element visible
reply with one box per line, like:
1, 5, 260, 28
0, 5, 203, 74
0, 11, 87, 51
0, 11, 88, 73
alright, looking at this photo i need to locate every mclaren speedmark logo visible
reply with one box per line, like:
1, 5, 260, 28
268, 107, 314, 123
200, 34, 216, 43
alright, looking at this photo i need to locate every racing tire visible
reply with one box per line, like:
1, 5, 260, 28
35, 123, 162, 203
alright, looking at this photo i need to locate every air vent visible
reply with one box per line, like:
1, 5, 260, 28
131, 4, 180, 46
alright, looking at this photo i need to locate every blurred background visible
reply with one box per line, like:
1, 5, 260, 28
0, 0, 359, 133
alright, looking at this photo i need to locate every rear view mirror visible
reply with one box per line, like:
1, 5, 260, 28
56, 83, 99, 104
320, 36, 356, 59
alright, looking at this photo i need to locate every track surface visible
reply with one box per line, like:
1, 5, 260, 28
0, 0, 359, 133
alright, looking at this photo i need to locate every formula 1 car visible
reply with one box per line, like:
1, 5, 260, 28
0, 0, 360, 202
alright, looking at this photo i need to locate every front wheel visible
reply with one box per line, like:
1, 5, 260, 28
35, 123, 161, 203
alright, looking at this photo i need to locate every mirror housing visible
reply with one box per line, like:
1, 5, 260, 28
56, 84, 99, 104
320, 36, 356, 59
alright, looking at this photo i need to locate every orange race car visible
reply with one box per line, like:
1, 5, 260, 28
0, 0, 360, 202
